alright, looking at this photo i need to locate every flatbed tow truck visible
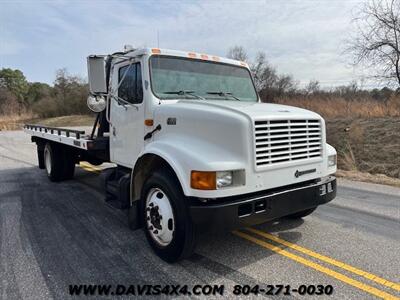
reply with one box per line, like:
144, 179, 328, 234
25, 47, 337, 262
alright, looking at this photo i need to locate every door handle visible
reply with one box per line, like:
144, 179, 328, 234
112, 126, 116, 136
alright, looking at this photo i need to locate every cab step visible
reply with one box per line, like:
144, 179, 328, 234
103, 167, 131, 209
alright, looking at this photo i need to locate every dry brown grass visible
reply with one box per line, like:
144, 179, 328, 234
341, 141, 358, 171
0, 112, 36, 130
33, 115, 95, 127
0, 114, 94, 130
327, 118, 400, 179
274, 95, 400, 119
336, 169, 400, 188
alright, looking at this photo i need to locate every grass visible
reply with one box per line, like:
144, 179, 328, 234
326, 118, 400, 179
274, 96, 400, 119
0, 114, 95, 130
336, 170, 400, 188
30, 115, 95, 127
0, 112, 35, 131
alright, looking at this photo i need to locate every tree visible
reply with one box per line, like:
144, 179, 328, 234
0, 86, 19, 114
305, 80, 321, 95
276, 74, 297, 96
347, 0, 400, 87
251, 52, 272, 91
27, 82, 52, 104
249, 51, 297, 100
227, 46, 248, 61
226, 46, 298, 101
53, 68, 88, 116
0, 68, 29, 102
32, 68, 89, 117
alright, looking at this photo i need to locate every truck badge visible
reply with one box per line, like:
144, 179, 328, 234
295, 168, 316, 178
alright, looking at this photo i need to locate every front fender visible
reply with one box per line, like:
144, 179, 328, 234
141, 137, 246, 197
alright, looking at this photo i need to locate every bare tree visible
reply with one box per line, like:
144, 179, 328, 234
348, 0, 400, 87
276, 74, 298, 97
226, 46, 297, 100
227, 46, 248, 61
305, 80, 320, 95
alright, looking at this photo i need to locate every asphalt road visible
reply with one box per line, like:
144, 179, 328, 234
0, 130, 399, 299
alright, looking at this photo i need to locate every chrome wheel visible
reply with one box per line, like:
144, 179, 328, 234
145, 188, 175, 247
44, 146, 52, 175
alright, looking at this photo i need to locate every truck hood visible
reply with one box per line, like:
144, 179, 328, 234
165, 99, 322, 120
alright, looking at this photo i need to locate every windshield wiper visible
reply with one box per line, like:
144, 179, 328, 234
206, 91, 240, 101
163, 90, 205, 100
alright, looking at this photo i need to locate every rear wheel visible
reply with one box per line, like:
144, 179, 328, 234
62, 149, 76, 180
44, 143, 75, 181
287, 207, 316, 219
142, 169, 197, 263
44, 143, 64, 182
37, 146, 45, 169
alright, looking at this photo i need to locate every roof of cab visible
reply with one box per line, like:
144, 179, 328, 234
128, 47, 249, 68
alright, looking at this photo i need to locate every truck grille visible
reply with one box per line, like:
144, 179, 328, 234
254, 119, 322, 167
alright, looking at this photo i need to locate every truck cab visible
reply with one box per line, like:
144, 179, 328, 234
26, 47, 337, 262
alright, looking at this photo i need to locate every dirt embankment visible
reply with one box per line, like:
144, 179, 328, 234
326, 118, 400, 179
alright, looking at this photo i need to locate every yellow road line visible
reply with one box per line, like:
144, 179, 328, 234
233, 230, 399, 300
79, 162, 101, 173
246, 227, 400, 292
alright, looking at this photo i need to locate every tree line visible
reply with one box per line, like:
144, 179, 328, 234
0, 68, 88, 117
226, 45, 397, 103
0, 61, 396, 119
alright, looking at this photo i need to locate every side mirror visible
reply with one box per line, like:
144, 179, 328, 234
87, 94, 106, 112
87, 55, 107, 94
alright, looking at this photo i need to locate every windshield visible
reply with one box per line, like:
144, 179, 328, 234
150, 56, 258, 102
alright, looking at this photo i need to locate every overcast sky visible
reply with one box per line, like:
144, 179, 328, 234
0, 0, 367, 88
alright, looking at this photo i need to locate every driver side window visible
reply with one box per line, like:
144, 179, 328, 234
118, 63, 143, 104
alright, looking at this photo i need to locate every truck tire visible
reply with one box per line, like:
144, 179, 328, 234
44, 142, 64, 182
87, 158, 103, 166
142, 169, 197, 263
287, 207, 316, 219
37, 146, 45, 169
62, 148, 76, 180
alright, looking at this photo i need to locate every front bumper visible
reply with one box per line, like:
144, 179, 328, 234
190, 176, 336, 231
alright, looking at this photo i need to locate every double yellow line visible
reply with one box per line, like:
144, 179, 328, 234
233, 229, 399, 299
78, 163, 398, 298
79, 162, 102, 173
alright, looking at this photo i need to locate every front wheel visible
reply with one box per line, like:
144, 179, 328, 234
142, 169, 197, 263
286, 207, 316, 219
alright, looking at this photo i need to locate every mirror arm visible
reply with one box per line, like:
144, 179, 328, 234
110, 94, 128, 110
110, 94, 139, 111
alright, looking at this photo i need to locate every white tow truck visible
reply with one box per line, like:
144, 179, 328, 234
25, 47, 337, 262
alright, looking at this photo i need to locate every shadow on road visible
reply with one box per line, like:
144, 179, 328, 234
0, 165, 305, 299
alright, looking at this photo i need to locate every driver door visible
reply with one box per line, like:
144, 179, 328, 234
110, 60, 144, 167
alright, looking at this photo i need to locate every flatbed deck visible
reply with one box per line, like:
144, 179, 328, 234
24, 124, 109, 152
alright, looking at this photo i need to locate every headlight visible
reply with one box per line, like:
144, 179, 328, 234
328, 154, 337, 167
216, 171, 233, 188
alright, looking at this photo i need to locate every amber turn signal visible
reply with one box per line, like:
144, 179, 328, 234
191, 171, 216, 190
144, 119, 154, 126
